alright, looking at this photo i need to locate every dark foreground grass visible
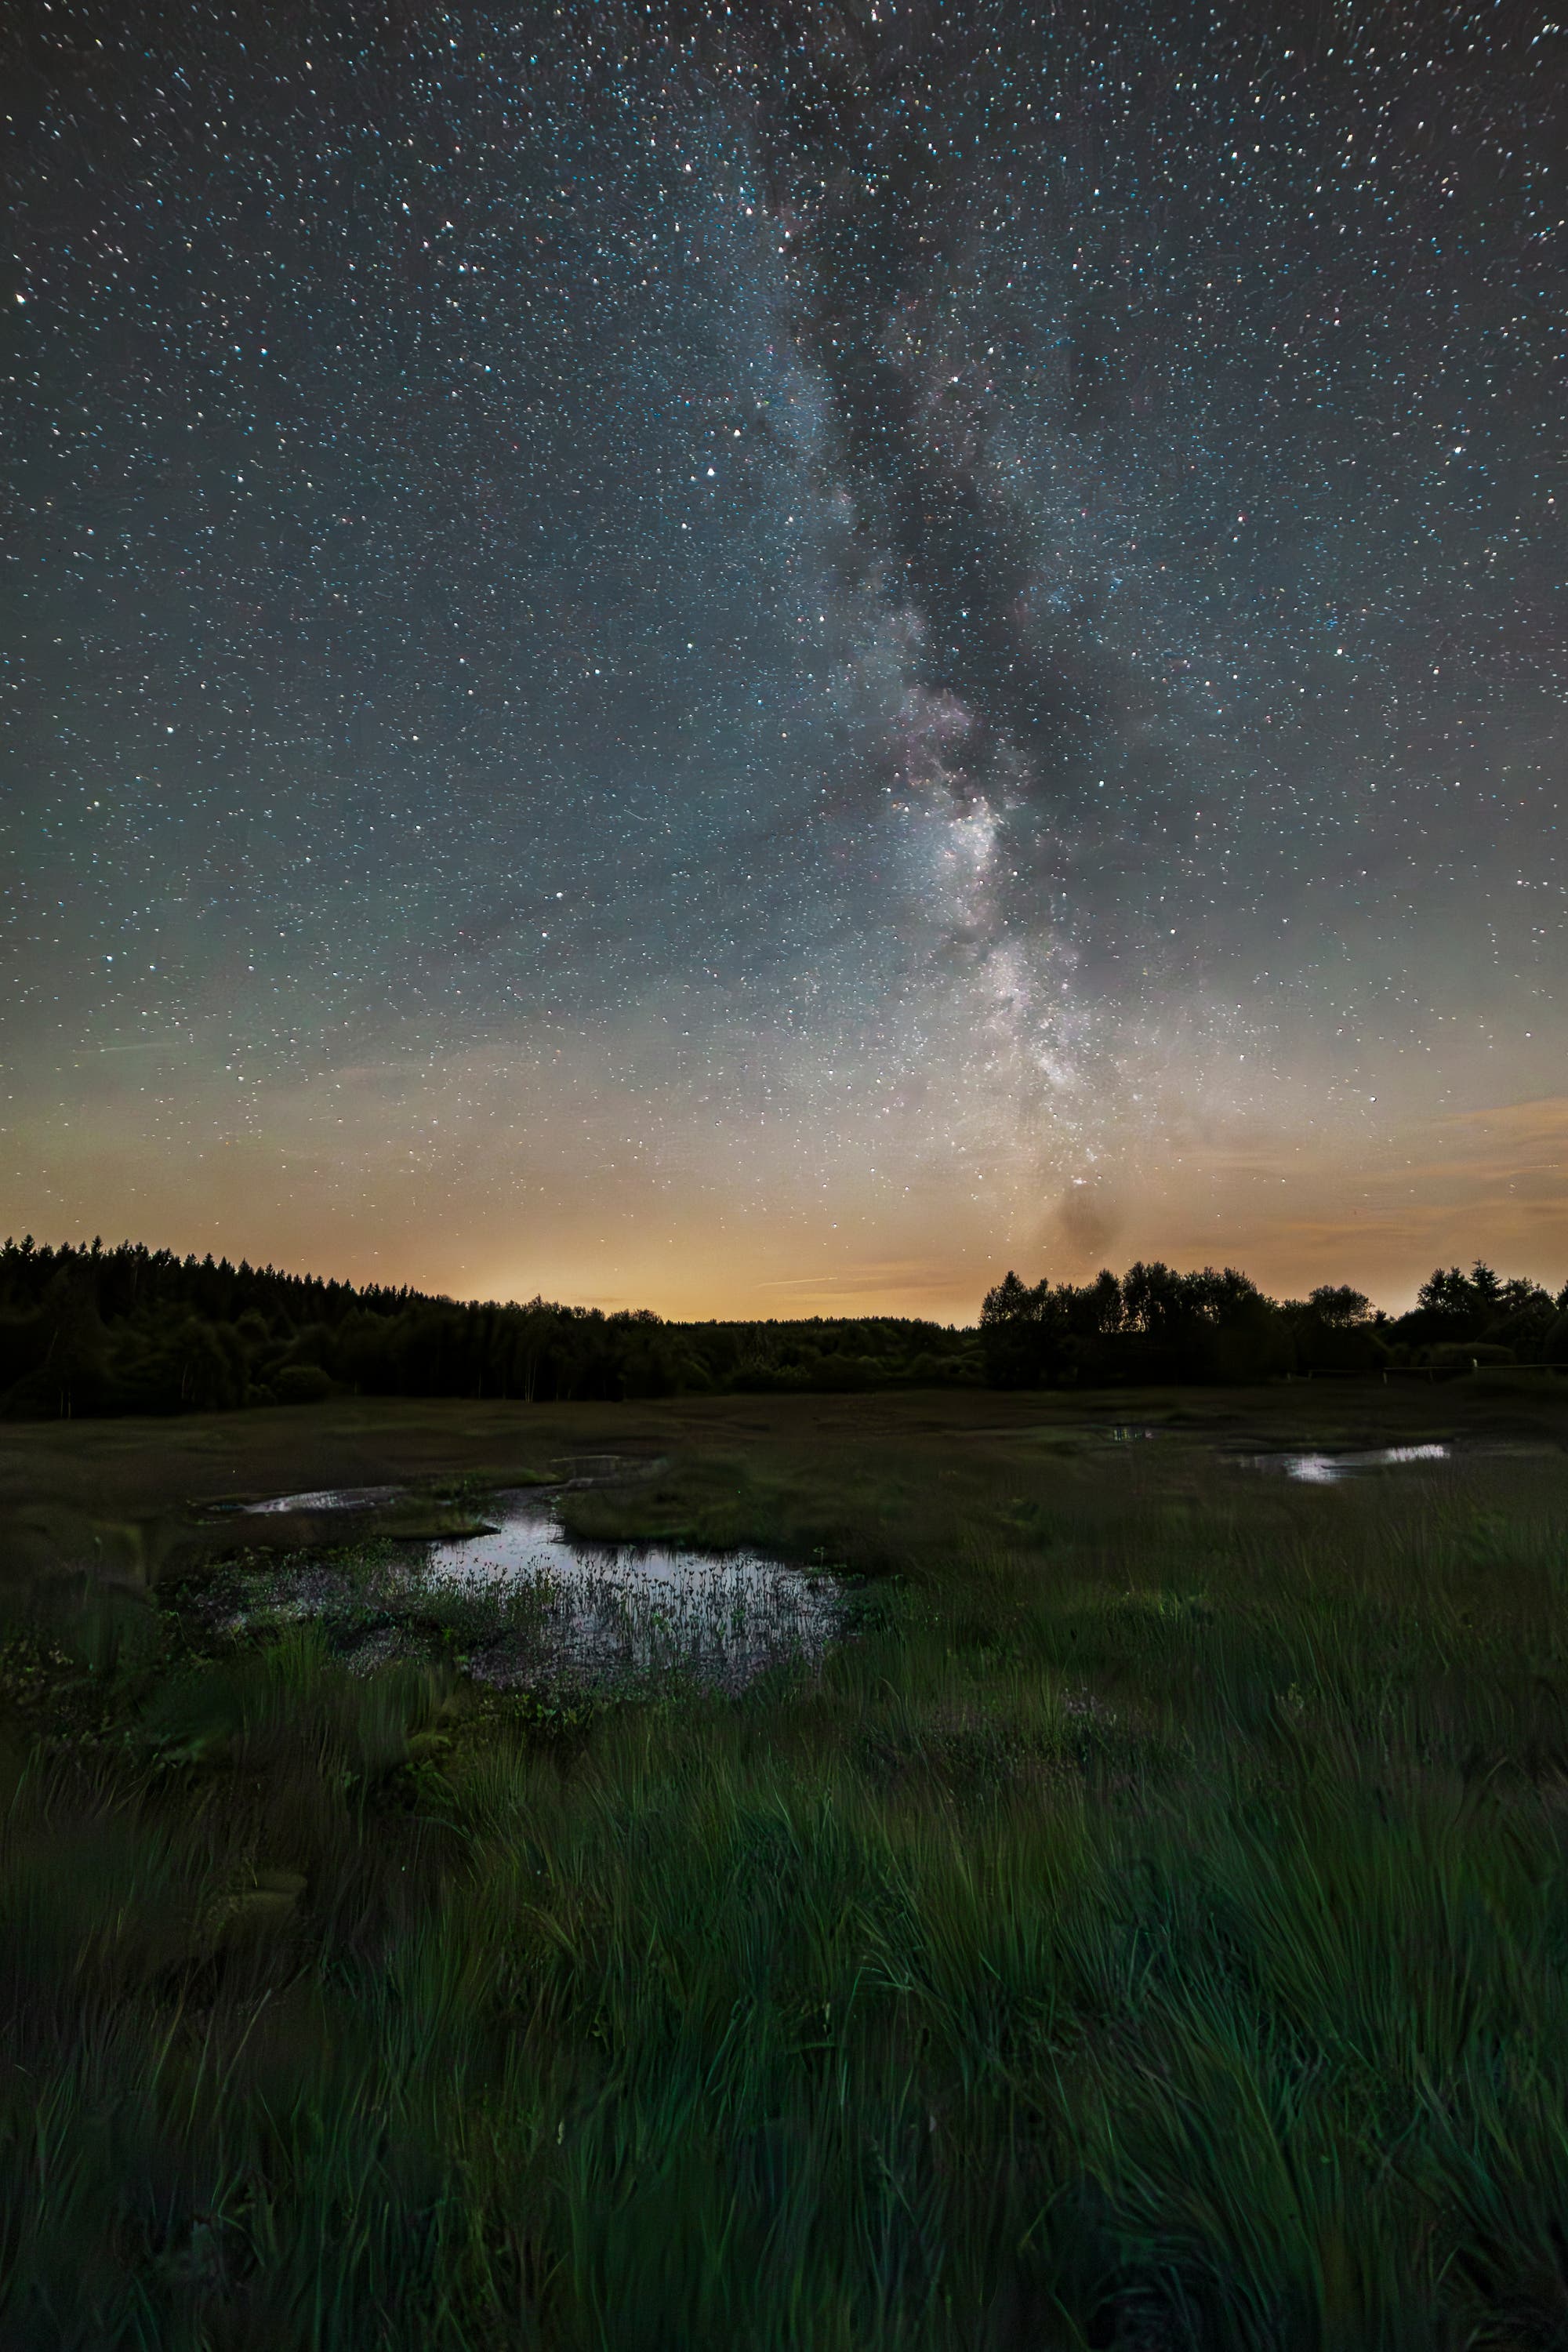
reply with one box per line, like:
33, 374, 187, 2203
4, 1404, 1568, 2347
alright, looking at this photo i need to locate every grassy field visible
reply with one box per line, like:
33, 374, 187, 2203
3, 1380, 1568, 2347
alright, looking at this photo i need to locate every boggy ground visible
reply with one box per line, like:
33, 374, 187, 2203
2, 1374, 1560, 1589
3, 1379, 1568, 2347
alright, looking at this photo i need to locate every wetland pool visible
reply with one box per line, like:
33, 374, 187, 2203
1221, 1440, 1561, 1482
201, 1483, 848, 1695
237, 1485, 405, 1515
1229, 1443, 1453, 1483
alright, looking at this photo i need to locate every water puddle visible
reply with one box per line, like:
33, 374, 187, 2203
200, 1485, 845, 1694
237, 1485, 406, 1515
1229, 1443, 1451, 1483
216, 1455, 662, 1519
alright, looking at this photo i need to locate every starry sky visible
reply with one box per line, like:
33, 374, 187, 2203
4, 0, 1565, 1319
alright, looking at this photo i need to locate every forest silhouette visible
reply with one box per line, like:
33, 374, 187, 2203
2, 1236, 1565, 1418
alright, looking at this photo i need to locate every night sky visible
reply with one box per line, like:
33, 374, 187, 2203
5, 0, 1564, 1318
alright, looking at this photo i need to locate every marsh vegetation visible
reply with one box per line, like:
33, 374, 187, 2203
186, 1476, 848, 1695
2, 1385, 1568, 2346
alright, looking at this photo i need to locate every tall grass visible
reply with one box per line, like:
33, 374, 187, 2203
3, 1438, 1568, 2346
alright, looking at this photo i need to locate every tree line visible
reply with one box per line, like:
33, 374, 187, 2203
1, 1235, 1563, 1419
0, 1237, 978, 1418
978, 1259, 1568, 1388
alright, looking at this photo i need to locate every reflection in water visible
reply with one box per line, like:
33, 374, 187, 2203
210, 1486, 843, 1693
419, 1490, 840, 1690
1236, 1443, 1451, 1484
241, 1485, 405, 1515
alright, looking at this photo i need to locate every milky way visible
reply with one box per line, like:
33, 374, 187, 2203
4, 2, 1564, 1313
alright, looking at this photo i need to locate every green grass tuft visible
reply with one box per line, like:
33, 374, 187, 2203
2, 1398, 1567, 2342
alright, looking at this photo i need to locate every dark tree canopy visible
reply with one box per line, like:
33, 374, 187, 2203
1, 1236, 1563, 1419
0, 1237, 980, 1417
977, 1258, 1568, 1389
